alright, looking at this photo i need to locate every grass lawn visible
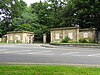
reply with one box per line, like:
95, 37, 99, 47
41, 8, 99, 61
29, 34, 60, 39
0, 65, 100, 75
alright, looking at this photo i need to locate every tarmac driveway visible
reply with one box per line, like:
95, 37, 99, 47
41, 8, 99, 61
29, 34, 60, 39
0, 44, 100, 66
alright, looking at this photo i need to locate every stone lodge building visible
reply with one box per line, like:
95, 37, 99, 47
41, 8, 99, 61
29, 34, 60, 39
50, 27, 96, 43
2, 31, 34, 44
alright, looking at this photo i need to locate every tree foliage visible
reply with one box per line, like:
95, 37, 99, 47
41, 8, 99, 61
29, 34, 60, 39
62, 0, 100, 29
14, 24, 33, 31
0, 0, 100, 39
0, 0, 27, 36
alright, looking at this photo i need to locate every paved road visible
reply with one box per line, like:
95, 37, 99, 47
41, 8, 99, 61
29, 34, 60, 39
0, 44, 100, 66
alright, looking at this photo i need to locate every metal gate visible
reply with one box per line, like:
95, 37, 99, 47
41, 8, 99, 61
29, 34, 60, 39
34, 34, 43, 43
95, 30, 100, 43
34, 33, 50, 43
46, 33, 50, 43
98, 31, 100, 43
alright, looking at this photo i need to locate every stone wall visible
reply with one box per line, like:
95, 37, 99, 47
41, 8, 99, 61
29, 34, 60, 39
0, 38, 2, 42
51, 27, 79, 43
51, 27, 96, 43
79, 28, 95, 42
2, 31, 34, 44
7, 33, 23, 43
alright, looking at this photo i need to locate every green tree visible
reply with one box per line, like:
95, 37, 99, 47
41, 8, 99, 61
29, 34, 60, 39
0, 0, 27, 36
62, 0, 100, 30
14, 24, 33, 31
31, 1, 50, 33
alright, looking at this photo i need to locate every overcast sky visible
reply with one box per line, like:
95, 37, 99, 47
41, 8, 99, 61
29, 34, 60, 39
23, 0, 45, 6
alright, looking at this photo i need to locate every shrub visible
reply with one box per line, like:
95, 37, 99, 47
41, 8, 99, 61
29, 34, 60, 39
61, 36, 70, 43
79, 39, 89, 43
89, 39, 95, 43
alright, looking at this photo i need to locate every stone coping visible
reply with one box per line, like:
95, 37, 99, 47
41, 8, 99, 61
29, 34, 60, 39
7, 31, 34, 34
51, 27, 79, 31
79, 28, 96, 31
51, 27, 96, 31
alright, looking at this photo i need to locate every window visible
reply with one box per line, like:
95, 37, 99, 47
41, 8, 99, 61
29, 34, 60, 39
68, 33, 73, 39
15, 35, 20, 40
10, 36, 13, 40
23, 37, 25, 42
55, 33, 60, 39
18, 36, 20, 40
83, 32, 88, 38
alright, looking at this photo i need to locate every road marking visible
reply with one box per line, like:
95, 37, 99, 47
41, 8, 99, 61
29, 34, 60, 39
0, 49, 7, 50
42, 51, 52, 52
18, 50, 53, 55
0, 49, 7, 51
3, 50, 31, 53
61, 52, 79, 55
27, 51, 52, 54
27, 52, 39, 54
0, 49, 8, 54
73, 54, 89, 57
88, 53, 100, 56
